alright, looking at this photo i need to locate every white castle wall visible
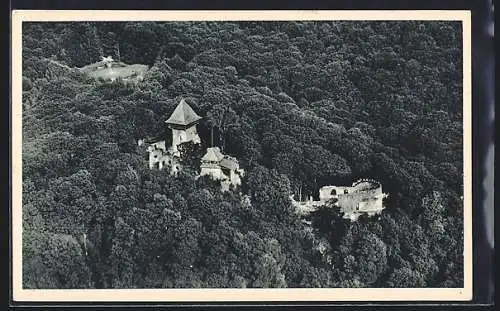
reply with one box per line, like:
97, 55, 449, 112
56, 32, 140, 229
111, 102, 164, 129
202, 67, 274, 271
294, 179, 388, 221
200, 164, 226, 180
171, 126, 201, 154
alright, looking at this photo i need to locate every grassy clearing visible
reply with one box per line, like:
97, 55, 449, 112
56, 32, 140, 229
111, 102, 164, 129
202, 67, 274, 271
83, 63, 149, 81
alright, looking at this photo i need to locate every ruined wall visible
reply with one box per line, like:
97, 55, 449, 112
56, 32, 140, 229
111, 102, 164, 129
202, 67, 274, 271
149, 150, 173, 170
338, 188, 385, 221
350, 180, 383, 193
337, 192, 362, 212
319, 186, 350, 202
149, 149, 165, 169
319, 180, 383, 201
229, 170, 242, 186
200, 164, 225, 180
147, 140, 166, 152
357, 196, 384, 212
293, 179, 387, 220
319, 180, 386, 219
146, 139, 182, 175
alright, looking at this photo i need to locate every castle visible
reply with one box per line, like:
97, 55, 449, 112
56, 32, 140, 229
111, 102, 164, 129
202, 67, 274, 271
145, 98, 386, 213
291, 179, 388, 221
199, 147, 245, 192
144, 98, 202, 175
144, 98, 244, 190
165, 98, 203, 156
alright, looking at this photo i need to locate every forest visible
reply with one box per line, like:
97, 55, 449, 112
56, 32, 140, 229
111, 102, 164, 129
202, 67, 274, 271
21, 21, 464, 289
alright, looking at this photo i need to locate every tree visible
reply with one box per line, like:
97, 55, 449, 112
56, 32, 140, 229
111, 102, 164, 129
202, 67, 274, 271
23, 231, 92, 288
47, 169, 100, 235
63, 23, 103, 67
206, 104, 240, 151
109, 217, 137, 288
252, 253, 287, 288
101, 31, 120, 61
246, 165, 294, 224
21, 20, 464, 289
332, 226, 388, 287
387, 267, 426, 288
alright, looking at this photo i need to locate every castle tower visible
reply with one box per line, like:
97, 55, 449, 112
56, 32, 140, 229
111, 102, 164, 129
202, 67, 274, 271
199, 147, 244, 192
165, 99, 202, 155
199, 147, 225, 180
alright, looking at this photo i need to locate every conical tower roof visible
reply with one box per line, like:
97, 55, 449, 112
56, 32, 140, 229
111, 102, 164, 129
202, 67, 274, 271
165, 98, 202, 127
201, 147, 224, 162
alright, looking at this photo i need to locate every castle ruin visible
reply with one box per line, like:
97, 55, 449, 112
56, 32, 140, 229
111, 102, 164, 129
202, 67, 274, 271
291, 179, 388, 221
145, 99, 385, 206
145, 98, 202, 175
145, 98, 244, 191
145, 140, 181, 175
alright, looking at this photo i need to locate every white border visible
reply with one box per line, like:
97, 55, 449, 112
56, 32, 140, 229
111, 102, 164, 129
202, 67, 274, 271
11, 10, 472, 302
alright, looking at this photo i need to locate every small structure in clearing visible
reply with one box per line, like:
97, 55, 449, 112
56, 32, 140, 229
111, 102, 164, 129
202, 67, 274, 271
79, 56, 149, 84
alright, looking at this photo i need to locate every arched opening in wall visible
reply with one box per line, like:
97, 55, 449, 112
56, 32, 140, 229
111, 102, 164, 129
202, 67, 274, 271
330, 189, 337, 196
344, 189, 349, 194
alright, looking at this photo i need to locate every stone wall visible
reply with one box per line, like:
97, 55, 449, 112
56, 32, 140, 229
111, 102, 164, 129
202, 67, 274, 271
171, 126, 201, 154
313, 179, 387, 221
146, 139, 182, 175
319, 180, 384, 202
200, 164, 226, 180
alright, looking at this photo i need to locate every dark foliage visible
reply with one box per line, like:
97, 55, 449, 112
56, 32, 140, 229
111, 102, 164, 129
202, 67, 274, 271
21, 21, 463, 288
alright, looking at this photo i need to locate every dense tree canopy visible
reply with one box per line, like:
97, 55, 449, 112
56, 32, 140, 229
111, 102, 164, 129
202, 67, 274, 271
21, 21, 463, 289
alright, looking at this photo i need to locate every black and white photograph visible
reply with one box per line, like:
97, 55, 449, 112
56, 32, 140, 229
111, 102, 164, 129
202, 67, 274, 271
11, 10, 473, 302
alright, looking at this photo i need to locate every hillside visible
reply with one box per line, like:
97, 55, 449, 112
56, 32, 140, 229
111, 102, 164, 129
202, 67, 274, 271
21, 21, 463, 289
